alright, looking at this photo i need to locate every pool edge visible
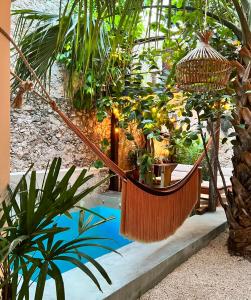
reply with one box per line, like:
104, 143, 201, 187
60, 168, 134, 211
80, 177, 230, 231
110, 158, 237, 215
33, 208, 227, 300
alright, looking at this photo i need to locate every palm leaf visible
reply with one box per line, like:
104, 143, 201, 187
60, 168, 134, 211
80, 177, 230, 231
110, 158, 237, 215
17, 261, 38, 300
27, 170, 37, 233
12, 1, 146, 108
34, 262, 49, 300
48, 262, 65, 300
54, 256, 102, 291
71, 250, 112, 284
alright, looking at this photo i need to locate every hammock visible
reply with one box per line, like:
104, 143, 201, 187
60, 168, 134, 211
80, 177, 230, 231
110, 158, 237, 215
1, 27, 209, 242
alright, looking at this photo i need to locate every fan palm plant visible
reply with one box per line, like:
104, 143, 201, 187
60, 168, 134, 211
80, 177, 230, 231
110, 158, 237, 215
0, 158, 115, 300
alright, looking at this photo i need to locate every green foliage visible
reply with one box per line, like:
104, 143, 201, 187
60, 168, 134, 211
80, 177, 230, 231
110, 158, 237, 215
179, 91, 234, 181
0, 158, 113, 300
138, 152, 154, 186
93, 160, 104, 169
175, 137, 209, 180
184, 92, 233, 122
13, 1, 145, 109
174, 137, 209, 180
148, 0, 239, 88
175, 137, 203, 164
12, 0, 240, 114
11, 0, 242, 176
96, 47, 187, 146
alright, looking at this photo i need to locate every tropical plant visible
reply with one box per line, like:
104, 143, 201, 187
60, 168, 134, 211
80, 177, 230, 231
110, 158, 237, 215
100, 61, 186, 154
12, 0, 251, 258
0, 158, 115, 300
12, 1, 144, 109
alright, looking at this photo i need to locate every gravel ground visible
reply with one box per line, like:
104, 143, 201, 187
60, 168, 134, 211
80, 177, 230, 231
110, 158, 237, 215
140, 231, 251, 300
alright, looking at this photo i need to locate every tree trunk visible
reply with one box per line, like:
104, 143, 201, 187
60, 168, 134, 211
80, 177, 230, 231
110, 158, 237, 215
226, 48, 251, 258
227, 111, 251, 257
109, 113, 119, 191
221, 0, 251, 259
208, 116, 221, 212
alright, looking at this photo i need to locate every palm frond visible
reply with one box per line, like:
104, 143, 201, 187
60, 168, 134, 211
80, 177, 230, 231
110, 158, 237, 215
0, 158, 113, 299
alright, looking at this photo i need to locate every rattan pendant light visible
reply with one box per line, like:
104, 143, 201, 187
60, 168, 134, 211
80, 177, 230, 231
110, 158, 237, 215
176, 31, 232, 92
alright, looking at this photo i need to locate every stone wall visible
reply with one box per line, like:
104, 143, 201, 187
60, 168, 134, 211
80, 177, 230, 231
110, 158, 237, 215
10, 96, 111, 172
10, 0, 112, 174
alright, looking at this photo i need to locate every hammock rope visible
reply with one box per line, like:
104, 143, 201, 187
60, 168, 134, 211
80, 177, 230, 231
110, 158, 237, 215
1, 26, 215, 242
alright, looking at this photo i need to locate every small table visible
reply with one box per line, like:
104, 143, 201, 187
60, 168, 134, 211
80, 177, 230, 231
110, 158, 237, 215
153, 163, 177, 187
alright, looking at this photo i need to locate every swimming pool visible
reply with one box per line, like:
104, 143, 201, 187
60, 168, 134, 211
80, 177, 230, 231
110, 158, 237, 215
22, 206, 130, 282
38, 206, 131, 276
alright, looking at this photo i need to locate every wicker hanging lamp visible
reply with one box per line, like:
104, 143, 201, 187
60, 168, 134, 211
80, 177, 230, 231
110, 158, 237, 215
176, 31, 232, 92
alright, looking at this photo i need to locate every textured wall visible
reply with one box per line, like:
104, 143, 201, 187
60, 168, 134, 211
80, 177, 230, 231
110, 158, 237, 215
10, 0, 111, 173
10, 96, 111, 172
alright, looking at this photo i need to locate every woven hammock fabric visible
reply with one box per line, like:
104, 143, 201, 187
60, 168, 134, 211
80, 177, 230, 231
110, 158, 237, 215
121, 168, 200, 242
176, 31, 232, 92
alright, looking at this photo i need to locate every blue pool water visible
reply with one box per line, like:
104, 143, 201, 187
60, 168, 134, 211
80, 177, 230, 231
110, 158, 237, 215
31, 206, 131, 277
53, 206, 131, 273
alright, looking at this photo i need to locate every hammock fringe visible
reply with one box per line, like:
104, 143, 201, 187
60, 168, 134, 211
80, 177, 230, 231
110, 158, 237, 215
121, 170, 200, 242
